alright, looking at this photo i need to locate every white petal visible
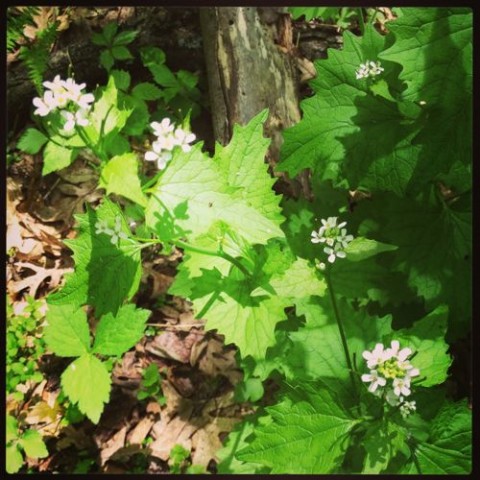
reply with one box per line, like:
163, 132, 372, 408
145, 151, 158, 162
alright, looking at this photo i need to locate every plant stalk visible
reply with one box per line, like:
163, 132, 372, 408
325, 269, 358, 396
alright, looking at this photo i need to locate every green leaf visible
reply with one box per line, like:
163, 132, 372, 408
48, 199, 142, 317
17, 128, 48, 154
110, 69, 131, 91
145, 145, 283, 245
344, 237, 397, 262
112, 29, 138, 46
42, 141, 78, 175
413, 443, 471, 474
149, 63, 178, 88
6, 444, 24, 474
380, 9, 472, 183
111, 46, 133, 60
91, 32, 107, 46
100, 50, 114, 71
99, 153, 147, 206
387, 305, 451, 387
19, 429, 48, 459
289, 7, 337, 21
61, 354, 111, 424
237, 386, 358, 473
132, 82, 163, 101
93, 304, 150, 356
6, 414, 18, 443
102, 23, 118, 43
140, 46, 166, 66
121, 94, 149, 136
235, 378, 264, 403
44, 303, 91, 357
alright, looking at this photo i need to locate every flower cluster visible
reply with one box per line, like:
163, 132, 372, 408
95, 216, 129, 245
362, 340, 420, 414
144, 118, 196, 170
355, 60, 384, 80
311, 217, 354, 263
32, 76, 95, 131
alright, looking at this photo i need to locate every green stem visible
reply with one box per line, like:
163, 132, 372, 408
357, 8, 366, 35
132, 235, 251, 277
175, 239, 251, 277
325, 269, 358, 396
75, 125, 107, 163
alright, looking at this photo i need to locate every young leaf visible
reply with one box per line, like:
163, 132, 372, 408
385, 305, 451, 387
6, 444, 23, 474
17, 128, 48, 154
111, 46, 133, 60
237, 386, 359, 473
42, 141, 78, 175
61, 353, 111, 424
44, 303, 91, 357
132, 82, 163, 101
344, 237, 397, 262
48, 199, 142, 317
99, 153, 147, 207
18, 430, 48, 459
6, 414, 18, 443
93, 303, 150, 356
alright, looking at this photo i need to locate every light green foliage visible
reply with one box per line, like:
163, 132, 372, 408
137, 364, 166, 402
61, 353, 111, 424
237, 385, 359, 473
16, 128, 48, 154
93, 304, 151, 356
343, 237, 397, 262
48, 198, 142, 317
386, 305, 452, 387
6, 414, 48, 474
99, 153, 147, 206
42, 141, 79, 175
44, 304, 91, 357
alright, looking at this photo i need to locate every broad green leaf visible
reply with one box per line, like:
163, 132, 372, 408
110, 69, 131, 91
217, 420, 268, 474
149, 63, 178, 89
93, 304, 150, 356
214, 109, 284, 226
344, 237, 397, 262
102, 22, 118, 43
289, 299, 392, 383
145, 143, 283, 245
121, 95, 150, 136
61, 354, 111, 424
386, 305, 451, 387
111, 45, 133, 60
44, 303, 91, 357
100, 50, 114, 71
289, 7, 338, 21
413, 443, 471, 474
237, 386, 358, 473
42, 141, 78, 175
380, 8, 472, 185
132, 82, 163, 101
99, 153, 147, 206
279, 24, 421, 195
6, 444, 23, 474
19, 430, 48, 459
48, 199, 142, 317
87, 76, 132, 141
17, 128, 48, 154
6, 414, 18, 443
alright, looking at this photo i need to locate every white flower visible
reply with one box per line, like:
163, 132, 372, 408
356, 60, 384, 80
393, 377, 411, 397
95, 216, 128, 245
145, 142, 173, 170
336, 228, 354, 249
95, 219, 113, 236
385, 340, 412, 361
363, 343, 388, 369
174, 128, 196, 152
361, 370, 387, 393
400, 400, 417, 418
324, 243, 346, 263
61, 109, 90, 131
151, 118, 175, 137
32, 95, 53, 116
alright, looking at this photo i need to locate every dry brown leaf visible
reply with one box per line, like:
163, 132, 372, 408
145, 330, 203, 363
99, 425, 128, 466
127, 417, 155, 445
150, 415, 196, 461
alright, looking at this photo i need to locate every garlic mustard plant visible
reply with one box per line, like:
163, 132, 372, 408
311, 216, 353, 263
95, 216, 129, 245
362, 340, 420, 404
355, 60, 384, 80
144, 119, 196, 169
32, 75, 94, 131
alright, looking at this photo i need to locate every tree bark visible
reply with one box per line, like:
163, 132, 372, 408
199, 7, 301, 158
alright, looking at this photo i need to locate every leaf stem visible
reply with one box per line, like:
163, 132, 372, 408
325, 268, 358, 397
357, 8, 366, 35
